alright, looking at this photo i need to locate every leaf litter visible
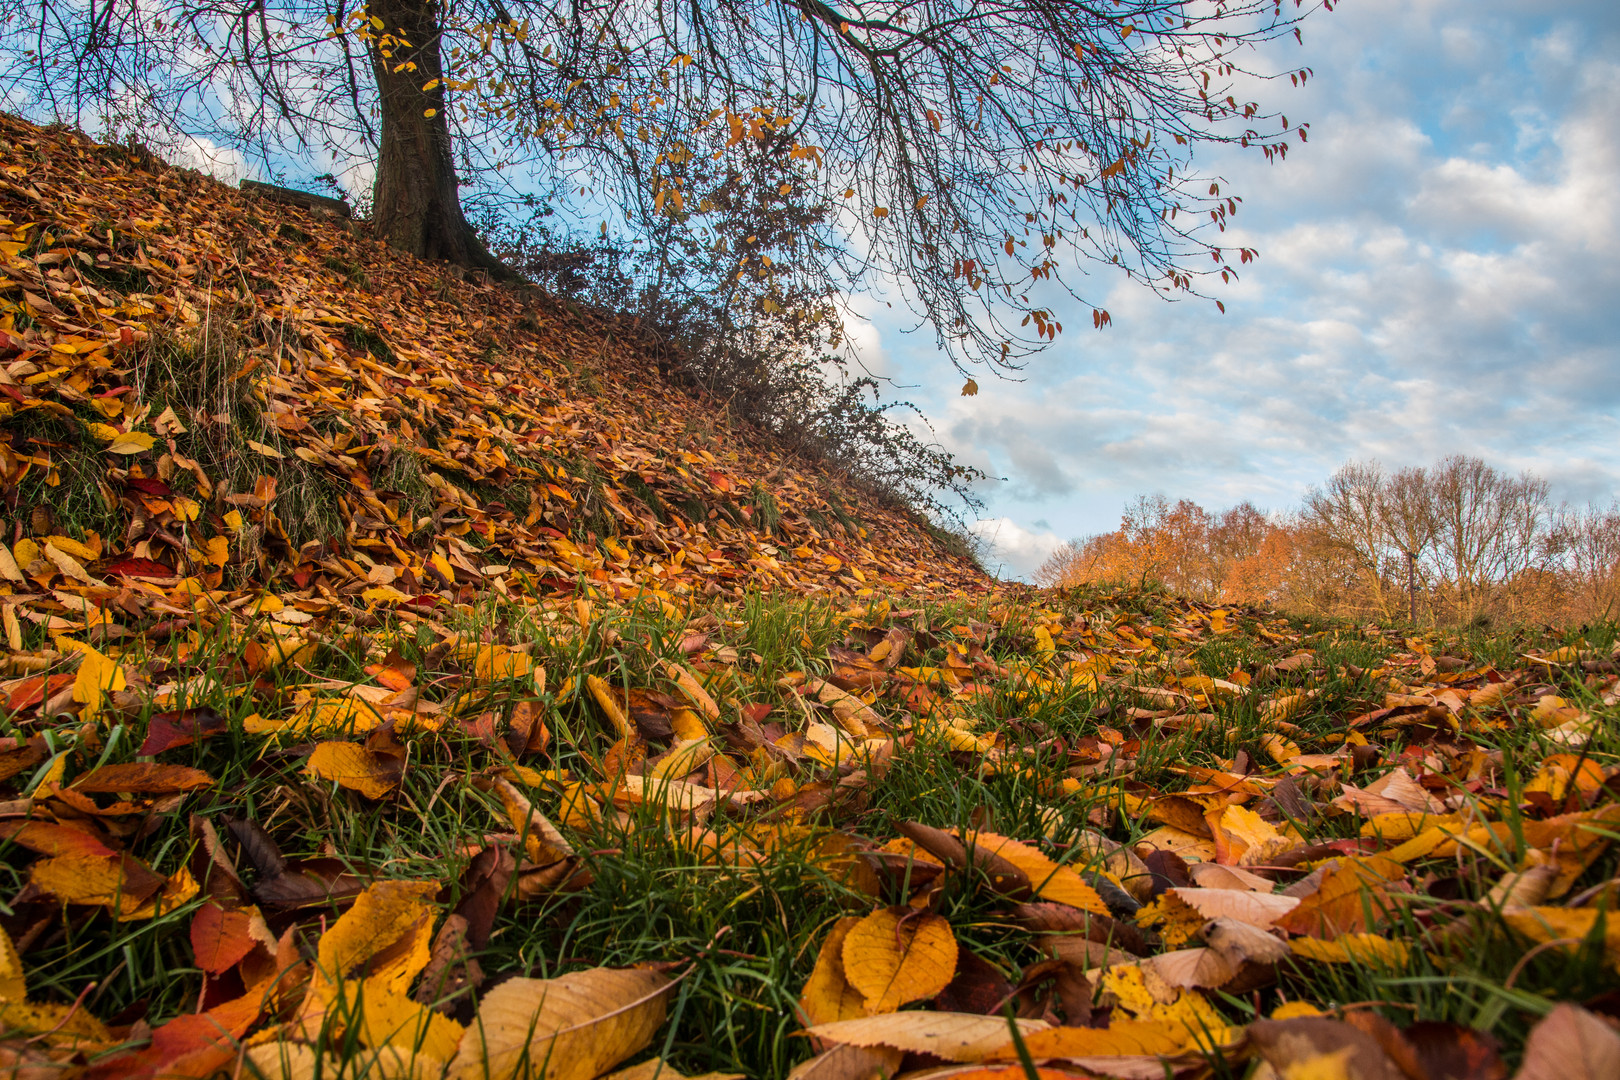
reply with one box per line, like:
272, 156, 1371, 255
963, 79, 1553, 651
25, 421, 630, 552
0, 115, 1617, 1078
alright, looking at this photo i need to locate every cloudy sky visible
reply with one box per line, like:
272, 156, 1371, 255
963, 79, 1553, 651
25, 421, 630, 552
853, 0, 1620, 579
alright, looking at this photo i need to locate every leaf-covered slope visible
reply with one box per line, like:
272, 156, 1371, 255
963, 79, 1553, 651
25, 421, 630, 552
0, 112, 986, 616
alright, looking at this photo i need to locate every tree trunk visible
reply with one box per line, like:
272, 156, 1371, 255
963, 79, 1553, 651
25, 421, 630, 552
367, 0, 510, 277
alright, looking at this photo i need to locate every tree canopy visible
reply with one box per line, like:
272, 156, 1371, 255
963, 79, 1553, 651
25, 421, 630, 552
0, 0, 1328, 379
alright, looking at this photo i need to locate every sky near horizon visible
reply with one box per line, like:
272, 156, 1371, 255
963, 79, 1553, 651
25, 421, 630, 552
847, 0, 1620, 580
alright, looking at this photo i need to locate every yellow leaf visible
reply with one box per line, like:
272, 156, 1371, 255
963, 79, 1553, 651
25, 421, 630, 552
30, 853, 148, 908
42, 535, 96, 561
1212, 805, 1295, 867
663, 660, 721, 722
840, 907, 957, 1015
587, 674, 634, 739
965, 830, 1108, 914
246, 439, 285, 459
1009, 1019, 1193, 1059
44, 542, 95, 584
1504, 906, 1620, 971
315, 880, 438, 998
0, 542, 21, 582
960, 379, 979, 397
307, 742, 401, 799
339, 983, 463, 1061
203, 534, 229, 567
448, 967, 672, 1080
117, 866, 200, 922
0, 925, 26, 1002
243, 1044, 340, 1080
71, 643, 125, 721
106, 431, 157, 454
1288, 935, 1409, 968
798, 917, 867, 1026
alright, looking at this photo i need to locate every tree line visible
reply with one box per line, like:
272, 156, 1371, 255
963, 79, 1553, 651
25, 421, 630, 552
1035, 456, 1620, 628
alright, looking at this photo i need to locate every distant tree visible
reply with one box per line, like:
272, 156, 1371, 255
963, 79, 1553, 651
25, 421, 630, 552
0, 0, 1328, 374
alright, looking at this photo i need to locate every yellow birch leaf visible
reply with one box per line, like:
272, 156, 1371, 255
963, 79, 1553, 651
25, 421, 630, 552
840, 907, 957, 1015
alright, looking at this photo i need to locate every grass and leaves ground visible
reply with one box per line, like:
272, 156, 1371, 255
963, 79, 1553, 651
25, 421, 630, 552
3, 583, 1618, 1078
0, 113, 1618, 1080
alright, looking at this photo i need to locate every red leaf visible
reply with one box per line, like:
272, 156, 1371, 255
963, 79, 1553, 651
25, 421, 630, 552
138, 709, 229, 755
123, 477, 175, 498
103, 556, 178, 579
4, 673, 75, 713
190, 902, 258, 974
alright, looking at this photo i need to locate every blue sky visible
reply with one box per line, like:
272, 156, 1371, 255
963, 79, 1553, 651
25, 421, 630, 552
844, 0, 1620, 579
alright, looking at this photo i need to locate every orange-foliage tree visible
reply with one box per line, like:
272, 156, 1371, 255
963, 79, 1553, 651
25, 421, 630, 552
1036, 456, 1620, 628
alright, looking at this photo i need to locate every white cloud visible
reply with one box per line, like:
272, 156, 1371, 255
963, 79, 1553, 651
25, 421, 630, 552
968, 517, 1065, 581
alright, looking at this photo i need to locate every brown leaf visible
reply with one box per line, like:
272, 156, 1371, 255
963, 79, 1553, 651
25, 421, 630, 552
932, 948, 1014, 1016
1514, 1004, 1620, 1080
1400, 1022, 1506, 1080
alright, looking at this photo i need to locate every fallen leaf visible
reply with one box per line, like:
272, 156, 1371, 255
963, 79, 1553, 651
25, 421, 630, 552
841, 907, 958, 1015
447, 967, 672, 1080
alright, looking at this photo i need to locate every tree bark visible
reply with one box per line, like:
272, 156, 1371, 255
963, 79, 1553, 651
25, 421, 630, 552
367, 0, 510, 277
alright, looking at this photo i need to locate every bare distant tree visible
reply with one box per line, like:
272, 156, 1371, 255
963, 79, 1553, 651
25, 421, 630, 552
1381, 465, 1437, 621
1303, 461, 1398, 619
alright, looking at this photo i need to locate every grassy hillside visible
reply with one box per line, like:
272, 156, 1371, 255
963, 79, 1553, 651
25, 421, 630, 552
1, 116, 1618, 1080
